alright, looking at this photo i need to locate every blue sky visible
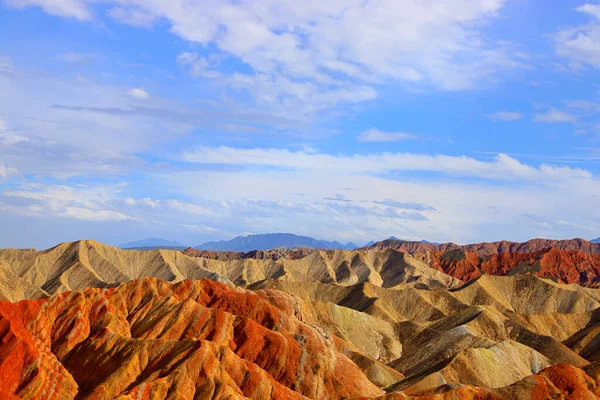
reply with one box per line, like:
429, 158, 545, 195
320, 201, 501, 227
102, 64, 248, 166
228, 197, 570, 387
0, 0, 599, 248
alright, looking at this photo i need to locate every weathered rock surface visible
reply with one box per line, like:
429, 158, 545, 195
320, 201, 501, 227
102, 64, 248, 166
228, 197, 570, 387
0, 241, 462, 302
0, 277, 384, 399
4, 240, 600, 398
424, 248, 600, 287
366, 237, 600, 255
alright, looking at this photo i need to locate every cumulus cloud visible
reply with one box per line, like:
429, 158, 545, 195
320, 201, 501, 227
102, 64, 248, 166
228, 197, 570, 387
485, 111, 524, 121
5, 0, 525, 117
357, 128, 419, 143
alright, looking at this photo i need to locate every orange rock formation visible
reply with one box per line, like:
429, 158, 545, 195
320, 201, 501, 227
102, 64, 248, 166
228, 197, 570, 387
0, 278, 383, 399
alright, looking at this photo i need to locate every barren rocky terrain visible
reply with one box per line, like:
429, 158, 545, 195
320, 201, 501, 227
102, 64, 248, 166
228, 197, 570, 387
3, 239, 600, 398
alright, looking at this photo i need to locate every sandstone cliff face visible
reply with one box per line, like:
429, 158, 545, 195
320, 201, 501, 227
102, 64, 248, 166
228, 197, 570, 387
366, 237, 600, 255
424, 248, 600, 287
0, 278, 383, 399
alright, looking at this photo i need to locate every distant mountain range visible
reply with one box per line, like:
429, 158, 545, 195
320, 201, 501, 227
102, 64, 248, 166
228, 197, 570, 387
120, 234, 598, 253
119, 238, 188, 249
195, 233, 357, 251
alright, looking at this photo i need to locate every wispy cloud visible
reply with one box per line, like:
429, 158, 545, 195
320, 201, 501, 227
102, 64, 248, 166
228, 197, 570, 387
485, 111, 524, 121
533, 108, 577, 123
182, 146, 592, 182
357, 128, 419, 143
55, 52, 97, 65
4, 0, 92, 20
373, 199, 436, 211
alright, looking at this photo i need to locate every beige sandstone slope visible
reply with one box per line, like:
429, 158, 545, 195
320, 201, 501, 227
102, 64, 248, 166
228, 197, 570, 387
0, 241, 462, 301
450, 273, 600, 314
254, 277, 597, 392
0, 240, 224, 299
387, 340, 553, 395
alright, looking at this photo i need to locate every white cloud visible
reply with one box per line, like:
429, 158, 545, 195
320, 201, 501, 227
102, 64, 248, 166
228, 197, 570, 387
555, 4, 600, 69
228, 72, 377, 118
152, 158, 600, 244
5, 183, 123, 206
126, 88, 149, 100
2, 148, 599, 244
182, 146, 592, 182
0, 62, 204, 178
176, 52, 220, 78
0, 117, 28, 145
0, 163, 18, 178
578, 4, 600, 22
485, 111, 524, 121
533, 108, 578, 123
108, 6, 155, 28
60, 207, 130, 221
6, 0, 524, 116
357, 128, 419, 143
4, 0, 91, 20
1, 183, 133, 221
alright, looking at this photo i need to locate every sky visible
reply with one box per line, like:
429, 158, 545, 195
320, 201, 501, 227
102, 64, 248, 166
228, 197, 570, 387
0, 0, 599, 249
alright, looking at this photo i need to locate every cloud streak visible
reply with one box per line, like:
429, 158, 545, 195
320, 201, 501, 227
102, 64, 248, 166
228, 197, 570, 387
182, 146, 592, 182
485, 111, 524, 121
357, 128, 419, 142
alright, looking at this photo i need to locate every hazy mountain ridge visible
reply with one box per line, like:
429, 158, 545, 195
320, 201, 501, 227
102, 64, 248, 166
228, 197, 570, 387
118, 237, 188, 249
195, 232, 358, 251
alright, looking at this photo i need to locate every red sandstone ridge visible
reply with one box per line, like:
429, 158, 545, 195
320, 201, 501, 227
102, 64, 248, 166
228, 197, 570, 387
366, 238, 600, 255
0, 277, 383, 399
423, 248, 600, 286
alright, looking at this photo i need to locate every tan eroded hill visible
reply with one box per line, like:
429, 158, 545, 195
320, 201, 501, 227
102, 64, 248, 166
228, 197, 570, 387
0, 240, 461, 301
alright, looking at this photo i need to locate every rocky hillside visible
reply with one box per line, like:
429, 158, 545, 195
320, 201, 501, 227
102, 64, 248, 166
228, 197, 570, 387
424, 248, 600, 287
0, 240, 461, 301
0, 278, 383, 399
366, 237, 600, 255
4, 240, 600, 398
